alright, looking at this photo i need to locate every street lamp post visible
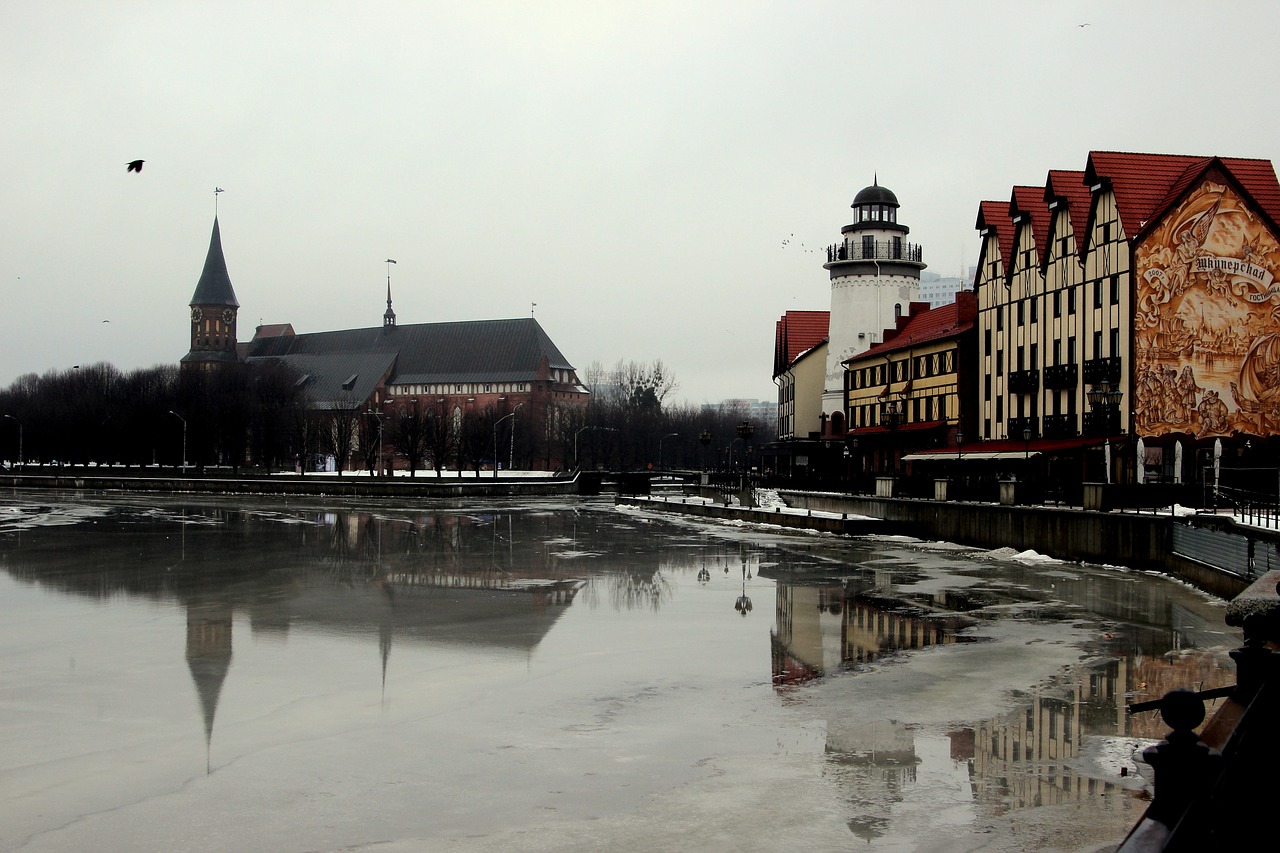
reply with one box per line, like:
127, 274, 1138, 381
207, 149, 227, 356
3, 414, 21, 471
1023, 426, 1031, 463
494, 404, 523, 476
884, 401, 902, 477
574, 425, 617, 470
698, 430, 712, 470
168, 410, 187, 472
658, 432, 679, 469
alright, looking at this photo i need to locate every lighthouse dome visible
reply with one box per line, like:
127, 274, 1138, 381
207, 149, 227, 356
852, 183, 899, 208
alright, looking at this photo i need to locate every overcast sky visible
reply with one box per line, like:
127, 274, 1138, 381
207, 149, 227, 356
3, 1, 1278, 405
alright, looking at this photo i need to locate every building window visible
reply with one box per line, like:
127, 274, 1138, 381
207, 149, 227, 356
1053, 291, 1061, 318
984, 374, 991, 398
997, 350, 1004, 376
1093, 330, 1104, 358
1030, 343, 1038, 369
1093, 280, 1103, 309
1110, 274, 1120, 305
1068, 336, 1076, 364
1031, 298, 1038, 324
1017, 301, 1025, 326
997, 308, 1004, 332
1016, 346, 1024, 372
996, 397, 1003, 422
984, 328, 991, 355
1068, 287, 1077, 314
1110, 327, 1121, 358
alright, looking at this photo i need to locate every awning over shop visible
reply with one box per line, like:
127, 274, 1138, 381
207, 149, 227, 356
899, 435, 1114, 462
901, 449, 1042, 461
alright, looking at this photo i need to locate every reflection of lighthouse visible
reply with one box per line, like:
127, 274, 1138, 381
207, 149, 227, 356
186, 598, 233, 774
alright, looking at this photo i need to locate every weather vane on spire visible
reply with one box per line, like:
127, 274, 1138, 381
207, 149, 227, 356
214, 186, 224, 216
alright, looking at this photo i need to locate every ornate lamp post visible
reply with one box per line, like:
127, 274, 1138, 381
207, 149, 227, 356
734, 420, 754, 471
884, 401, 902, 477
1023, 426, 1032, 463
1086, 379, 1123, 435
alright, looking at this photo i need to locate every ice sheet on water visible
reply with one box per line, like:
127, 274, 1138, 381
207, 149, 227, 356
0, 501, 111, 531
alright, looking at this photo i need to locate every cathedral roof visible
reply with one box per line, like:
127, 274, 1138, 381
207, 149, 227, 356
244, 317, 575, 389
189, 218, 240, 308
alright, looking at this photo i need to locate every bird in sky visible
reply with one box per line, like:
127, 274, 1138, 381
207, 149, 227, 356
126, 160, 144, 173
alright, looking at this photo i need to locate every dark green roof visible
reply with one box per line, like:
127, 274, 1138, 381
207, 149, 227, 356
244, 317, 575, 387
189, 218, 240, 308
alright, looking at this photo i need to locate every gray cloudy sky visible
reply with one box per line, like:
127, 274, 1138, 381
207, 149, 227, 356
3, 1, 1278, 404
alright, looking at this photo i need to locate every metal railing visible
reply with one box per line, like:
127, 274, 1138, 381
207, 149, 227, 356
1117, 600, 1280, 851
826, 240, 924, 264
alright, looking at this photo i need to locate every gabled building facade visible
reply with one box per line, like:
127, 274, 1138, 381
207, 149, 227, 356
772, 309, 830, 440
973, 151, 1280, 484
844, 291, 978, 479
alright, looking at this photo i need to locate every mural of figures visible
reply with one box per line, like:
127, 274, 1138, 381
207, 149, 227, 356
1134, 179, 1280, 437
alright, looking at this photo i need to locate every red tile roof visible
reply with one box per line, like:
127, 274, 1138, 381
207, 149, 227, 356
845, 297, 974, 363
1085, 151, 1280, 241
975, 200, 1014, 279
773, 310, 829, 376
1043, 169, 1091, 260
1010, 185, 1052, 266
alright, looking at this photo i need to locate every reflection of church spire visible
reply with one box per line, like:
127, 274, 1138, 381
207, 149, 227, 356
186, 599, 233, 774
374, 576, 395, 708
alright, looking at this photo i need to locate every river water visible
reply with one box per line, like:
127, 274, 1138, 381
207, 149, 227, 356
0, 492, 1239, 852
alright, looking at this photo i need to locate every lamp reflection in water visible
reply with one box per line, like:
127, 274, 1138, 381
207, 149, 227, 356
734, 559, 752, 616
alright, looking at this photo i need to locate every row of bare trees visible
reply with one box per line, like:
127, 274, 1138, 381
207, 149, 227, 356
0, 362, 309, 471
0, 358, 775, 475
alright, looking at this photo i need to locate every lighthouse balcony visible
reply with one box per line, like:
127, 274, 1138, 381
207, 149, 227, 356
826, 239, 924, 264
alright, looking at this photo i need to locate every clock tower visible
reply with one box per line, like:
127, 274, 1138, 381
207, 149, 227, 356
181, 217, 242, 371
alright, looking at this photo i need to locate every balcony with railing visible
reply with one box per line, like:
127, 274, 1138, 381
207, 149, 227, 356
1083, 356, 1122, 386
1043, 363, 1078, 390
1041, 413, 1077, 439
1083, 408, 1121, 436
826, 239, 924, 265
1007, 416, 1038, 440
1008, 368, 1040, 395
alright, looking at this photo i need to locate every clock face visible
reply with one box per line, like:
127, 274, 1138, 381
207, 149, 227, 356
222, 308, 234, 325
191, 307, 203, 323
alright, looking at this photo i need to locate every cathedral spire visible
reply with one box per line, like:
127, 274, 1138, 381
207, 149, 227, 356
383, 258, 397, 329
190, 217, 239, 308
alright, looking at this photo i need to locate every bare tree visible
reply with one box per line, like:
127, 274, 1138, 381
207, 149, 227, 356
389, 400, 427, 476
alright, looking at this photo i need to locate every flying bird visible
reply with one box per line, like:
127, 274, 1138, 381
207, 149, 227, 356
126, 160, 144, 173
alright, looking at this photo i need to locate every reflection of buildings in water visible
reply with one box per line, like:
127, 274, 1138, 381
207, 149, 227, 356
177, 557, 585, 773
771, 578, 973, 687
1121, 650, 1236, 740
971, 659, 1128, 814
824, 719, 921, 843
772, 583, 845, 684
185, 597, 233, 773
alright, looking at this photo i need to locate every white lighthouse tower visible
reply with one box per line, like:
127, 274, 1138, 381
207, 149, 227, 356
821, 180, 925, 433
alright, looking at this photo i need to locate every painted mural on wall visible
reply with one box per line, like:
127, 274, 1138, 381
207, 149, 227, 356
1134, 179, 1280, 438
